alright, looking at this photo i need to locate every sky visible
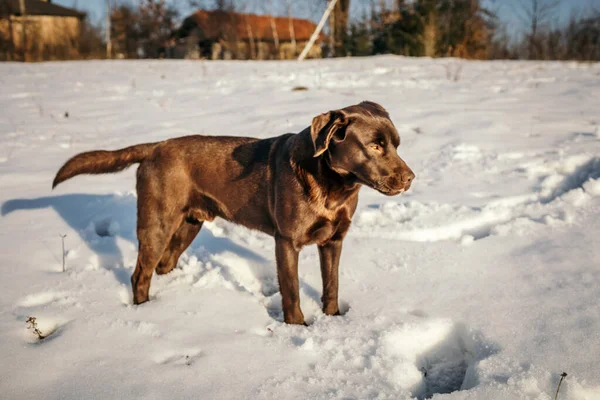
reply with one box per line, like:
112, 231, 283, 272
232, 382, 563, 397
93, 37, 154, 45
55, 0, 600, 36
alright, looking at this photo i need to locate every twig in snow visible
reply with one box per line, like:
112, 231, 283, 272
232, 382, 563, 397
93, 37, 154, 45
443, 63, 463, 82
554, 372, 567, 400
33, 96, 44, 117
26, 316, 46, 340
60, 234, 67, 272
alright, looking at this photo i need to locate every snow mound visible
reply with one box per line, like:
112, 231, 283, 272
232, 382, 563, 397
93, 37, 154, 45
262, 314, 498, 400
354, 155, 600, 243
543, 156, 600, 201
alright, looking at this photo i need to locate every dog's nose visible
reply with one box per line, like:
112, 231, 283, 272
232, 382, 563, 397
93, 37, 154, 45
401, 170, 415, 184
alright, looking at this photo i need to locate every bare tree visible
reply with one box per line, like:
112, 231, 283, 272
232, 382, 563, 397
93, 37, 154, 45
216, 0, 232, 9
106, 0, 112, 58
516, 0, 561, 59
19, 0, 27, 61
328, 0, 335, 56
0, 1, 16, 61
137, 0, 178, 58
332, 0, 350, 56
78, 14, 106, 59
110, 4, 140, 58
188, 0, 232, 10
267, 0, 279, 55
242, 7, 256, 59
287, 0, 296, 56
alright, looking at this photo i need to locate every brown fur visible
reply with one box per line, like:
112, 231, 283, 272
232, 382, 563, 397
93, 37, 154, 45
52, 101, 414, 325
53, 143, 158, 188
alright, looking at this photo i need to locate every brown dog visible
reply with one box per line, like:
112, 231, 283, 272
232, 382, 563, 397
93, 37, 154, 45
53, 101, 414, 325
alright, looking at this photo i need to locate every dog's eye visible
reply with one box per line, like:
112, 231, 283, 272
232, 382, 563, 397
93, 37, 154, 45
370, 143, 383, 152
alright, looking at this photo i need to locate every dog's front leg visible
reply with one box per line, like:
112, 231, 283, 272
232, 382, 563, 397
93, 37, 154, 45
318, 240, 342, 316
275, 235, 305, 325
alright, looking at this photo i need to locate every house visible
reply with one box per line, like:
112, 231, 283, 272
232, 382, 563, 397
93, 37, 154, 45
0, 0, 84, 61
171, 10, 324, 60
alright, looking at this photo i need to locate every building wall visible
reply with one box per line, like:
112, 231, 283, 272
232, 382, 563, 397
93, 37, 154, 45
208, 39, 322, 60
0, 15, 80, 61
279, 41, 322, 60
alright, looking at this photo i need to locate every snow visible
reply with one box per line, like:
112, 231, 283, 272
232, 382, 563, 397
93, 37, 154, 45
1, 56, 600, 399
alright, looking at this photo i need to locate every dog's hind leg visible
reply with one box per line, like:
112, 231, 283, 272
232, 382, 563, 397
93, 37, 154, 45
131, 228, 174, 304
131, 188, 184, 304
155, 219, 203, 275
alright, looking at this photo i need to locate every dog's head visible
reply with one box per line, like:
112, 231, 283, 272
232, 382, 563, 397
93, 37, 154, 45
310, 101, 415, 196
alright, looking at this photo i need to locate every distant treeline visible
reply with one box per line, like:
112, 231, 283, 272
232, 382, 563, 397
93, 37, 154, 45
341, 0, 600, 61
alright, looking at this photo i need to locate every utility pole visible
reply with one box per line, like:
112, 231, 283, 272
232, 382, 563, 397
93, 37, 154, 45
106, 0, 112, 59
298, 0, 337, 61
18, 0, 26, 61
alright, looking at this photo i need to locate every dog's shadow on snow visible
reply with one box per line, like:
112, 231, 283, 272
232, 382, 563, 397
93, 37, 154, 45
2, 194, 136, 285
1, 194, 268, 285
2, 193, 325, 321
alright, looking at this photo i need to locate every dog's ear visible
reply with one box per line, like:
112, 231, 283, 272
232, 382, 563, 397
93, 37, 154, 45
310, 110, 348, 157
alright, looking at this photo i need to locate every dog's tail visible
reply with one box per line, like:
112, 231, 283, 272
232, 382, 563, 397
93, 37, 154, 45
52, 142, 158, 188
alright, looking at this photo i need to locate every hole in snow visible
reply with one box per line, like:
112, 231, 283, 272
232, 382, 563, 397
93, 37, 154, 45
94, 218, 119, 237
338, 300, 351, 316
543, 156, 600, 202
266, 316, 499, 398
383, 319, 499, 399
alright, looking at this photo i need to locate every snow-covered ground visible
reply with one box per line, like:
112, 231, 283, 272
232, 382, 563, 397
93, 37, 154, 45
1, 56, 599, 399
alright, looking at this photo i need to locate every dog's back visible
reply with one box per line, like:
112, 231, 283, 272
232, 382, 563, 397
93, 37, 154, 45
146, 135, 284, 233
53, 134, 291, 234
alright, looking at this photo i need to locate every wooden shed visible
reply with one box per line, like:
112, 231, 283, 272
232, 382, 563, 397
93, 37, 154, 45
172, 9, 324, 60
0, 0, 84, 61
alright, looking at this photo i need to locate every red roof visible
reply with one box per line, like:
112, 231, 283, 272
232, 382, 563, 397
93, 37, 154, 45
189, 10, 322, 42
3, 0, 84, 18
